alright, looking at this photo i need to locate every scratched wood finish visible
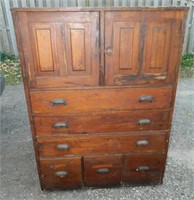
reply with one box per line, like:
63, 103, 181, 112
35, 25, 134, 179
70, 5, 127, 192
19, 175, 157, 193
105, 10, 185, 86
11, 7, 188, 189
34, 110, 170, 136
40, 157, 83, 189
123, 154, 166, 184
37, 131, 167, 157
12, 8, 187, 88
30, 87, 173, 114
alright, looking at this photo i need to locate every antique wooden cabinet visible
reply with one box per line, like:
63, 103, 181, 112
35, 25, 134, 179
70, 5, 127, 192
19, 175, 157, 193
11, 6, 188, 189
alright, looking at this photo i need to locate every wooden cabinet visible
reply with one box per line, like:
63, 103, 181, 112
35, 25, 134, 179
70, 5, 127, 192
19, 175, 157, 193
11, 7, 188, 190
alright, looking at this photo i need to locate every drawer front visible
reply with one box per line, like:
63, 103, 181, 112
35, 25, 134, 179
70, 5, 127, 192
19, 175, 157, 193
37, 131, 167, 157
40, 157, 82, 189
30, 87, 173, 114
84, 155, 122, 187
34, 110, 170, 136
123, 154, 166, 184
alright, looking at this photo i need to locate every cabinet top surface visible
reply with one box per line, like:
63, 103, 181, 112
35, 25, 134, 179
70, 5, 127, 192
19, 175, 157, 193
11, 6, 189, 12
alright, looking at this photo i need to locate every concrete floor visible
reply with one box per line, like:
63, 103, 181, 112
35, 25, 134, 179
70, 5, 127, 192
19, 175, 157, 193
0, 78, 194, 200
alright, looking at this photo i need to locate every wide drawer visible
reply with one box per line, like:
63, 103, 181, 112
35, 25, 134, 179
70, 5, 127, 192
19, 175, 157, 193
30, 87, 173, 114
123, 154, 166, 184
37, 131, 167, 157
84, 155, 122, 187
40, 157, 83, 189
34, 110, 170, 136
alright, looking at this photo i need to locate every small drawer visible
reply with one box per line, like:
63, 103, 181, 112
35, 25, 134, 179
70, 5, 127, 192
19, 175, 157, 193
84, 155, 122, 187
123, 154, 166, 185
40, 157, 82, 189
34, 110, 170, 136
30, 87, 173, 114
37, 131, 167, 157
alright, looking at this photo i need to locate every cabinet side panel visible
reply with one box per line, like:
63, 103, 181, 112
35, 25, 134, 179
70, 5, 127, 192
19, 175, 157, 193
11, 11, 43, 189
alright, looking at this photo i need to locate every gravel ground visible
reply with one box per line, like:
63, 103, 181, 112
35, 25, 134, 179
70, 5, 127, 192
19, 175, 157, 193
0, 78, 194, 200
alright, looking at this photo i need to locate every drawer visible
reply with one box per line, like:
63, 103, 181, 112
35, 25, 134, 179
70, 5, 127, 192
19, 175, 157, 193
30, 87, 173, 114
34, 110, 170, 136
84, 155, 122, 187
37, 131, 167, 157
123, 154, 166, 185
40, 157, 82, 189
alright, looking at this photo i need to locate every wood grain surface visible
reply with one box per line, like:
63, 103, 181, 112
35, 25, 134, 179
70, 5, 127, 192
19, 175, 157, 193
34, 110, 170, 136
30, 87, 173, 114
37, 131, 167, 157
11, 7, 188, 189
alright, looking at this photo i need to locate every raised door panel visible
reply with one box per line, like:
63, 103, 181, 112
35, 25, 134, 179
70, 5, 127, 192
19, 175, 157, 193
64, 22, 92, 76
112, 22, 140, 75
140, 15, 183, 84
18, 12, 99, 88
105, 12, 140, 85
142, 21, 172, 77
30, 23, 59, 76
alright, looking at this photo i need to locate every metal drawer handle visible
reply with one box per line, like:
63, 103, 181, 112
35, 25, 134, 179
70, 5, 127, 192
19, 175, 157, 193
139, 96, 154, 103
51, 98, 67, 106
97, 168, 110, 174
136, 166, 150, 171
56, 144, 70, 150
55, 171, 69, 177
53, 122, 69, 129
137, 119, 151, 125
136, 140, 149, 146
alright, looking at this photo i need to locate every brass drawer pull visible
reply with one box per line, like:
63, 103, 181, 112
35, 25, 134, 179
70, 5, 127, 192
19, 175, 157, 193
136, 140, 149, 146
53, 122, 69, 129
55, 171, 69, 177
56, 144, 70, 150
137, 119, 151, 125
97, 168, 110, 174
51, 98, 67, 106
136, 166, 150, 171
139, 96, 154, 103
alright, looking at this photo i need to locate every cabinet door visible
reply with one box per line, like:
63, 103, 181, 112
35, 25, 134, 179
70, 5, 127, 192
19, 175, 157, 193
105, 11, 141, 85
105, 11, 183, 86
142, 21, 173, 81
18, 11, 99, 88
